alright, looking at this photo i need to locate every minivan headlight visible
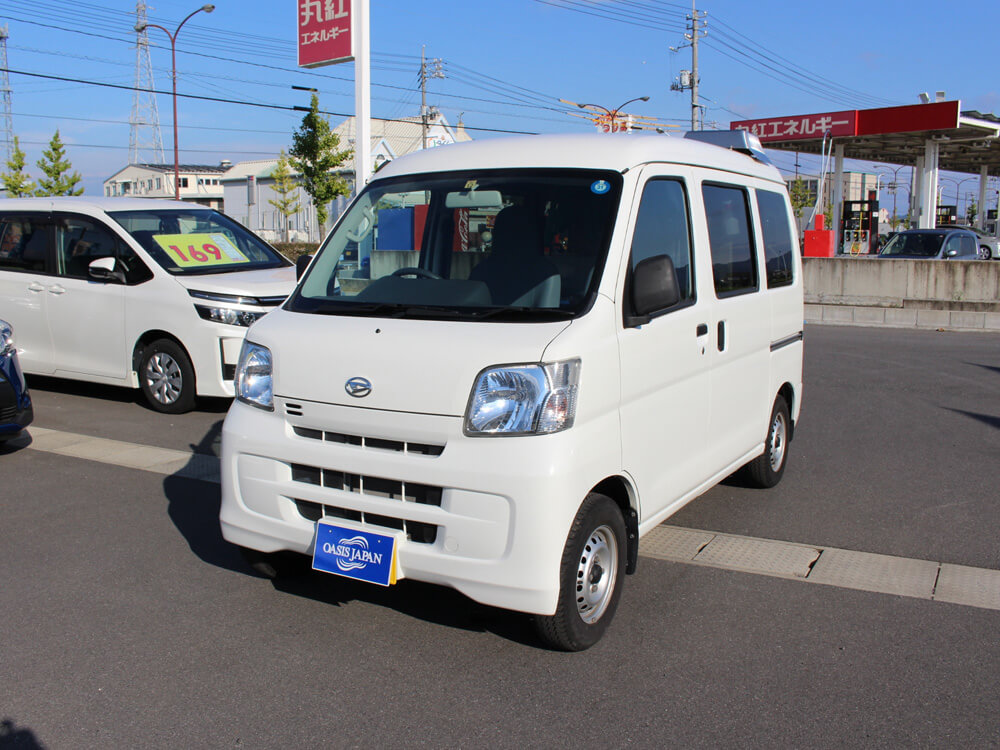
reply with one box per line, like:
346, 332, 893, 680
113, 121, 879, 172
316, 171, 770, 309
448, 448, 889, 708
465, 360, 580, 436
234, 341, 273, 411
0, 319, 13, 356
195, 305, 264, 327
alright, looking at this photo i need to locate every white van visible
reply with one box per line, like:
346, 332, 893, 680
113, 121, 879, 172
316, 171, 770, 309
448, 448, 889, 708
0, 198, 296, 412
220, 132, 804, 650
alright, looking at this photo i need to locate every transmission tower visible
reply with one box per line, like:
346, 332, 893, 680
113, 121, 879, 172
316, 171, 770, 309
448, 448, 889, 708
129, 2, 164, 165
1, 25, 14, 162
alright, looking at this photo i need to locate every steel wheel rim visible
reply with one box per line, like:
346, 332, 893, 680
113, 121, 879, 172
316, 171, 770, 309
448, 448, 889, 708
769, 411, 787, 472
575, 524, 618, 624
145, 352, 182, 405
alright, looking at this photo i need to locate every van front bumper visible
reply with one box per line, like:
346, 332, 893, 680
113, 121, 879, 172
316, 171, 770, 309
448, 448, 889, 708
219, 396, 598, 616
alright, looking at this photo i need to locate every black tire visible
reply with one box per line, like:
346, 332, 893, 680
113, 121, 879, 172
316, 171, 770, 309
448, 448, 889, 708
139, 338, 196, 414
978, 245, 992, 260
238, 546, 306, 580
745, 395, 791, 489
535, 493, 626, 651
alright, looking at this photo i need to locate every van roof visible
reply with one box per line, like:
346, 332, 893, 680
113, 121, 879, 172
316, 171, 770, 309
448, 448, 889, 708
0, 197, 197, 212
375, 133, 784, 184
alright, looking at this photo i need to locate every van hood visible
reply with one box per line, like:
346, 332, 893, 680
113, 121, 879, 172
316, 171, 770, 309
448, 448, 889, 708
248, 308, 572, 416
172, 266, 297, 302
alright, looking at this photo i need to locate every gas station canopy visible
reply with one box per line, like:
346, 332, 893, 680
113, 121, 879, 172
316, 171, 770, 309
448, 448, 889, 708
730, 101, 1000, 236
731, 101, 1000, 176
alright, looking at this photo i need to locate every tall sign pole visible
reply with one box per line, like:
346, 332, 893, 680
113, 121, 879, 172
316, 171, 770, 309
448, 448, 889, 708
354, 0, 370, 187
296, 0, 370, 187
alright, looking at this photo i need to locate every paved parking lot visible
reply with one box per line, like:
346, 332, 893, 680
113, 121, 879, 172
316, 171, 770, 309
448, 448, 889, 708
2, 324, 998, 747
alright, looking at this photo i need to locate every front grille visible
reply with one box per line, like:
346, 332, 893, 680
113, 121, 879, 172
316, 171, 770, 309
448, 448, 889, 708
291, 424, 444, 457
293, 498, 439, 544
0, 405, 16, 421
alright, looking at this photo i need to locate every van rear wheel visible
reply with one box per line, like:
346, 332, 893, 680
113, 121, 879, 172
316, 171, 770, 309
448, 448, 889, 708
745, 395, 790, 489
534, 493, 626, 651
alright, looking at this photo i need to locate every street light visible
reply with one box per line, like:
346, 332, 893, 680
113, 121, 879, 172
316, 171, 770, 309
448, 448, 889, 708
136, 4, 215, 200
873, 163, 912, 229
577, 96, 650, 133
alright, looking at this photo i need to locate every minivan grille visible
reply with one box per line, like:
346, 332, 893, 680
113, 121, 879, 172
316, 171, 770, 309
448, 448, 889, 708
291, 424, 444, 457
293, 499, 439, 545
290, 463, 442, 505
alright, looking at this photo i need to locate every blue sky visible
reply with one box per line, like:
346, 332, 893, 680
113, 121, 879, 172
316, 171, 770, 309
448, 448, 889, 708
3, 0, 999, 199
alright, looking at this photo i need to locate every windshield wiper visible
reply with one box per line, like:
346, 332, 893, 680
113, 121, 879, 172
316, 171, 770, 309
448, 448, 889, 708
470, 307, 575, 321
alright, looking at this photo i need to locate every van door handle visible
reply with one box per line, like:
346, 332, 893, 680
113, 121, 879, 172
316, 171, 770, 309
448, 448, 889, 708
696, 323, 708, 336
48, 284, 66, 295
27, 282, 45, 293
717, 321, 726, 351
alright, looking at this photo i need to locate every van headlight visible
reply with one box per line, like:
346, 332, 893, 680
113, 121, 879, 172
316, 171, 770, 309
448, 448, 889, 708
0, 319, 13, 356
234, 341, 273, 411
195, 305, 264, 327
465, 360, 580, 436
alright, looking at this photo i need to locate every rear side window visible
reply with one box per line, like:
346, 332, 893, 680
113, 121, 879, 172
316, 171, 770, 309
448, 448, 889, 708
756, 189, 795, 288
703, 184, 757, 297
0, 214, 51, 273
629, 179, 694, 305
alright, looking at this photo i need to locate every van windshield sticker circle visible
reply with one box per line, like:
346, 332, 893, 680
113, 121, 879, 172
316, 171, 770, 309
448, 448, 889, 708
345, 377, 372, 398
591, 180, 610, 195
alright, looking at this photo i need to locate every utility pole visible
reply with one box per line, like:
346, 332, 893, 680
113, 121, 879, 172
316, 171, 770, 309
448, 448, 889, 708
419, 46, 444, 149
669, 2, 706, 131
0, 25, 14, 162
129, 2, 165, 165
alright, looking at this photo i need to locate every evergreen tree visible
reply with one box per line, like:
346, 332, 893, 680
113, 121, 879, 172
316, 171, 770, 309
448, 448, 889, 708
35, 130, 84, 196
267, 150, 301, 242
1, 136, 36, 197
289, 94, 352, 233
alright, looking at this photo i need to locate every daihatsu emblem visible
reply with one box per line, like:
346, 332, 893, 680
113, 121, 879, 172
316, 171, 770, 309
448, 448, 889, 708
345, 377, 372, 398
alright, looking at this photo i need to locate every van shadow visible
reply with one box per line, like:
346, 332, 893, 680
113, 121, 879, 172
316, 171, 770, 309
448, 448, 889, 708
0, 718, 45, 750
25, 374, 232, 414
162, 422, 541, 648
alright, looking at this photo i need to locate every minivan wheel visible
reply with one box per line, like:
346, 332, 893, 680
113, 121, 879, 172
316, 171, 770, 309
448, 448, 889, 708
139, 338, 196, 413
745, 395, 790, 489
978, 245, 992, 260
534, 493, 626, 651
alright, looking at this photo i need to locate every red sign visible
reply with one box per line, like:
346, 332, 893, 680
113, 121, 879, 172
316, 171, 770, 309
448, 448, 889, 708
856, 101, 960, 136
731, 110, 857, 142
297, 0, 352, 68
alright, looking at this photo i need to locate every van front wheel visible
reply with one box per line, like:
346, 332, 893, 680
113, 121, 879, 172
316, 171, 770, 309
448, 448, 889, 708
535, 493, 626, 651
745, 395, 790, 488
139, 338, 196, 414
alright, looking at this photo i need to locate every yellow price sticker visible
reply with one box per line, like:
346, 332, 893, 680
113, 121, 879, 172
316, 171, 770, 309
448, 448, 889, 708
152, 233, 250, 268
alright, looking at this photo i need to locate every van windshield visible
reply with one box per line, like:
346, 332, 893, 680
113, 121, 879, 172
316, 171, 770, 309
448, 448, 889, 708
108, 208, 289, 275
287, 169, 623, 321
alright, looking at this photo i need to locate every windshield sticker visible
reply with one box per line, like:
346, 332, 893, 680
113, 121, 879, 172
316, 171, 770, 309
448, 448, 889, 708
152, 233, 250, 268
590, 180, 610, 195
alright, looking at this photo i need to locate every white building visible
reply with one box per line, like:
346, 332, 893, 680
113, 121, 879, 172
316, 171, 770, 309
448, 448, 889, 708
103, 162, 229, 209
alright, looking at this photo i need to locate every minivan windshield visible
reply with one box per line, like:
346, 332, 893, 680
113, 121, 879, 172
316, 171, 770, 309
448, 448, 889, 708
109, 208, 289, 275
287, 169, 623, 322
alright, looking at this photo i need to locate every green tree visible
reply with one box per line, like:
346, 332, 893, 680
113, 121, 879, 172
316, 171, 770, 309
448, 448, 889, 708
268, 150, 301, 242
789, 177, 811, 221
966, 200, 978, 226
35, 130, 84, 196
1, 136, 36, 197
289, 94, 352, 233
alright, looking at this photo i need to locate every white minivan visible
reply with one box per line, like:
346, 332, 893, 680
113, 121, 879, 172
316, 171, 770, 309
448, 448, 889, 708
220, 132, 804, 650
0, 198, 296, 412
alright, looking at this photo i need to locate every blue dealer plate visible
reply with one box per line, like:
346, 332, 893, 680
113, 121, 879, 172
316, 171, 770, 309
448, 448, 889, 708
312, 521, 397, 587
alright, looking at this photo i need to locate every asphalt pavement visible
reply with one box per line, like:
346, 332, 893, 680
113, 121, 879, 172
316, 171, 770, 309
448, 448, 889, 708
2, 324, 998, 747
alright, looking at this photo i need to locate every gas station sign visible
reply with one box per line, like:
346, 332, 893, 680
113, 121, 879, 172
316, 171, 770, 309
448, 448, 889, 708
731, 110, 857, 142
297, 0, 353, 67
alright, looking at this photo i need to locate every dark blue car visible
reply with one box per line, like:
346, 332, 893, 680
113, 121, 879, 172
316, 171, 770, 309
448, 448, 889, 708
0, 319, 33, 442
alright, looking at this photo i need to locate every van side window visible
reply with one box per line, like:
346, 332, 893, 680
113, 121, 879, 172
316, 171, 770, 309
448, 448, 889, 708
629, 179, 694, 304
703, 184, 758, 297
54, 215, 153, 284
0, 215, 50, 273
756, 189, 795, 288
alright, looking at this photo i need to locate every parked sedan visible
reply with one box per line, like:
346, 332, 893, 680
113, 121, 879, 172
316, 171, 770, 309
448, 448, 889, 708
962, 226, 999, 260
0, 319, 33, 441
878, 228, 980, 260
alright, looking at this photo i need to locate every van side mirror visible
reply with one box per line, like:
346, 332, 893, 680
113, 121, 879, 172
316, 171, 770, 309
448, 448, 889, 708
625, 254, 680, 328
296, 254, 313, 280
88, 256, 125, 284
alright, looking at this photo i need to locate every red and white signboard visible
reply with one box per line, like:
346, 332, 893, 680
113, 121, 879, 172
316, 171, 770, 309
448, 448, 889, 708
731, 110, 857, 142
298, 0, 353, 68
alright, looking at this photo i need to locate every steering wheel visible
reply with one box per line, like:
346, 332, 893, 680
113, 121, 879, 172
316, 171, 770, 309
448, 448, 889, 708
390, 267, 442, 280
